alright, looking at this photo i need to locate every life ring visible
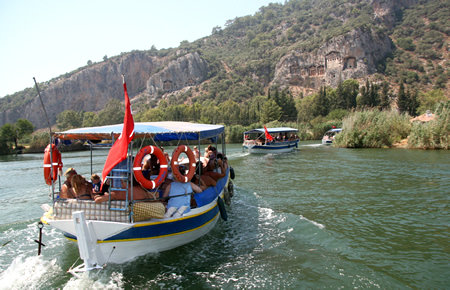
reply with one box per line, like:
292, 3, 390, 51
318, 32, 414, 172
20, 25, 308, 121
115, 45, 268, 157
171, 145, 196, 183
133, 146, 168, 189
43, 144, 63, 185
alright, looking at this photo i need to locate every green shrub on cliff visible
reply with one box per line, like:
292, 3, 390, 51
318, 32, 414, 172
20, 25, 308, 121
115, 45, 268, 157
334, 110, 411, 148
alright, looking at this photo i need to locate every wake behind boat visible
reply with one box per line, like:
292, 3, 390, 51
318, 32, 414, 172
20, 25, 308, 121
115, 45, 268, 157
242, 127, 299, 154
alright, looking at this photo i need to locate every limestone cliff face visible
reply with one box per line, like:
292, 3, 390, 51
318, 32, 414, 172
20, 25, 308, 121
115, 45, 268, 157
144, 52, 209, 100
0, 51, 209, 128
272, 28, 394, 92
5, 51, 161, 128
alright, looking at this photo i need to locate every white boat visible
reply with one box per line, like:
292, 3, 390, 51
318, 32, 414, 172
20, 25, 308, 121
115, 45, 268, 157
40, 121, 233, 276
242, 127, 299, 154
322, 128, 342, 145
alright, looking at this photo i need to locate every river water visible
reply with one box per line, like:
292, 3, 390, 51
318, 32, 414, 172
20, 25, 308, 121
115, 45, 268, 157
0, 142, 448, 289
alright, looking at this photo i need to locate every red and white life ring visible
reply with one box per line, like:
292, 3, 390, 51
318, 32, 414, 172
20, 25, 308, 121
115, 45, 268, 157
171, 145, 196, 183
43, 144, 63, 185
133, 145, 168, 189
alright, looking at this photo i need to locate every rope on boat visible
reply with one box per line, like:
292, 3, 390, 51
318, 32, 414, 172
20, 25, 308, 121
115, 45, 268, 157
33, 77, 52, 137
68, 256, 81, 273
103, 246, 116, 268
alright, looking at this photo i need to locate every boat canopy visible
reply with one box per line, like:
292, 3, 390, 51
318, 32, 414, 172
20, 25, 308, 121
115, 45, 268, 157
54, 121, 224, 141
326, 128, 342, 133
244, 127, 298, 134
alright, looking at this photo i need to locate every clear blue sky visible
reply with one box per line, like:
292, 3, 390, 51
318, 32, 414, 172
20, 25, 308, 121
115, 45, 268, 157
0, 0, 281, 98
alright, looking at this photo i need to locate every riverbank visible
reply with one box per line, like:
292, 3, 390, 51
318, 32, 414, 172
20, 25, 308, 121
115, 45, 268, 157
2, 104, 448, 156
334, 106, 449, 150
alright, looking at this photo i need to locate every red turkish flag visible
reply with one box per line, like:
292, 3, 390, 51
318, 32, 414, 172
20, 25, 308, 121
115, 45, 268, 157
101, 79, 135, 186
264, 126, 274, 142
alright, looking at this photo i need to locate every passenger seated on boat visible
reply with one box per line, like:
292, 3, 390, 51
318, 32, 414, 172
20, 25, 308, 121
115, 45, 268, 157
142, 154, 159, 179
71, 174, 94, 200
160, 172, 173, 194
91, 174, 101, 194
203, 157, 226, 181
191, 174, 216, 191
162, 165, 202, 218
203, 145, 216, 167
191, 162, 216, 191
193, 146, 200, 161
215, 153, 228, 173
94, 176, 157, 203
160, 146, 170, 163
60, 167, 77, 199
90, 175, 110, 197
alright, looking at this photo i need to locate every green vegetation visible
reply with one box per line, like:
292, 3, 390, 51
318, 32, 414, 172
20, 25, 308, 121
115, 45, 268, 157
26, 131, 50, 153
41, 76, 447, 147
2, 74, 447, 154
334, 109, 411, 148
56, 99, 125, 131
0, 0, 448, 153
334, 100, 449, 149
408, 101, 449, 149
0, 119, 34, 154
387, 0, 449, 91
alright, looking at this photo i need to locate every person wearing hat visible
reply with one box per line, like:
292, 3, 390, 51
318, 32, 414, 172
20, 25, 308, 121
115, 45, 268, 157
60, 167, 77, 199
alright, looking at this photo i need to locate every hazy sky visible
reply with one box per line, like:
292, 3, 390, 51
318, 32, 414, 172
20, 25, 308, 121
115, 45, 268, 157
0, 0, 281, 98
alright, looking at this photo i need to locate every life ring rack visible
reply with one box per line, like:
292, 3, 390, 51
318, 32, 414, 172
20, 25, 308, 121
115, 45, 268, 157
43, 144, 63, 185
133, 145, 168, 189
171, 145, 196, 183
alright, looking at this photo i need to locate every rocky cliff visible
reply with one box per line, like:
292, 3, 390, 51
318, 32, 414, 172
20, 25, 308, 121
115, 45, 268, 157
272, 28, 394, 95
0, 51, 210, 128
144, 52, 209, 100
1, 0, 435, 129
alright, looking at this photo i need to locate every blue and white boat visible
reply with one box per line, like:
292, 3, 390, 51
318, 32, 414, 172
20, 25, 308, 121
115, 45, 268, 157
40, 121, 233, 275
242, 127, 299, 154
322, 128, 342, 145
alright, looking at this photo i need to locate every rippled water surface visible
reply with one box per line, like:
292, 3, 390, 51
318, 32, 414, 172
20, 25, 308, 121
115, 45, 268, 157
0, 142, 449, 289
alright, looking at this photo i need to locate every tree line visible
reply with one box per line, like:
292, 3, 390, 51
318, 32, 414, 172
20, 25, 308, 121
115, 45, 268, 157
0, 119, 34, 154
0, 78, 444, 154
54, 79, 430, 135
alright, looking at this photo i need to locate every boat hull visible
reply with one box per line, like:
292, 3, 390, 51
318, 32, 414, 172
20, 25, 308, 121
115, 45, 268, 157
58, 201, 220, 264
41, 171, 230, 266
243, 140, 298, 154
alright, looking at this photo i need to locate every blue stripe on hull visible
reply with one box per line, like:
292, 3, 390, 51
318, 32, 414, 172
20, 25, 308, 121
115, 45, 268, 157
63, 200, 220, 242
106, 205, 219, 241
63, 169, 229, 243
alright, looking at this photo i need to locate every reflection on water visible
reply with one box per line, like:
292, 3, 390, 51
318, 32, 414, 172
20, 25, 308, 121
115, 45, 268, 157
0, 143, 449, 288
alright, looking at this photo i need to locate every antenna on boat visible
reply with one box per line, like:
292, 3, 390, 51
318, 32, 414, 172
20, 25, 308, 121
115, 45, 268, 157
33, 77, 52, 137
